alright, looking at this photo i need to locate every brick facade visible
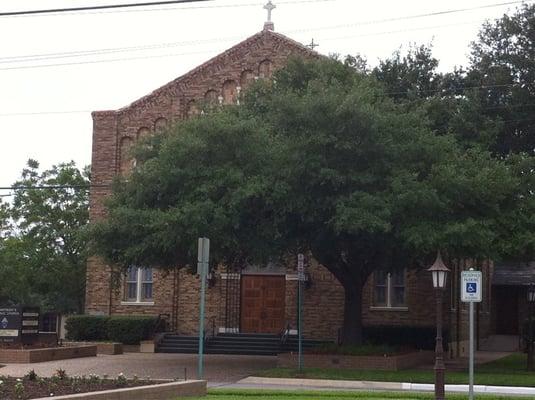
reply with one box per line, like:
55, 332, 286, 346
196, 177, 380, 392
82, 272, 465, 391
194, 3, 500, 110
85, 28, 494, 345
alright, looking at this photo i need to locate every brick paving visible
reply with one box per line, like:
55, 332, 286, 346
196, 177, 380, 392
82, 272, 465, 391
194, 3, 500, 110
0, 352, 277, 382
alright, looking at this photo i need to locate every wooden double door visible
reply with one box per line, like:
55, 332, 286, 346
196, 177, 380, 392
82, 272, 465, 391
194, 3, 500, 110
241, 275, 286, 334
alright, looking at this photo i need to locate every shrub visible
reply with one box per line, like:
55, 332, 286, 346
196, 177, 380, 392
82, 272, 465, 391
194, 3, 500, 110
106, 316, 158, 345
313, 343, 399, 356
65, 315, 109, 341
65, 315, 158, 344
363, 325, 449, 351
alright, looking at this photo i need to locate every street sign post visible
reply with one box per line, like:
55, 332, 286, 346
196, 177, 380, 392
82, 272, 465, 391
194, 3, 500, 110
197, 237, 210, 380
461, 269, 482, 400
297, 253, 305, 372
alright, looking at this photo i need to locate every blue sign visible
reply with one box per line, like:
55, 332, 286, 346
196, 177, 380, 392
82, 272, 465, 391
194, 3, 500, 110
466, 282, 477, 293
1, 317, 7, 329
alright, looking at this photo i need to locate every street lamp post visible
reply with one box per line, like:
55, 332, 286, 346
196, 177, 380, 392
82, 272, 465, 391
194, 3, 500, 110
527, 283, 535, 371
428, 251, 450, 400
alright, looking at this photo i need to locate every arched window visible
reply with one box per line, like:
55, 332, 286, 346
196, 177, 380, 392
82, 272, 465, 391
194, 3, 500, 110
154, 117, 167, 131
119, 136, 134, 175
137, 127, 150, 140
240, 70, 255, 90
258, 59, 273, 79
204, 90, 218, 105
186, 100, 199, 117
222, 80, 238, 104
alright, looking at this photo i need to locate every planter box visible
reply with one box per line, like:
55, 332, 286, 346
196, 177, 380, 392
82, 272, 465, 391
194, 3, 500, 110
62, 342, 123, 355
140, 340, 155, 353
0, 344, 97, 363
278, 351, 434, 371
96, 342, 123, 355
33, 380, 206, 400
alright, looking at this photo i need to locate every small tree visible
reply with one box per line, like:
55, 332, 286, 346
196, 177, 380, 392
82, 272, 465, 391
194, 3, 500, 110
0, 160, 90, 312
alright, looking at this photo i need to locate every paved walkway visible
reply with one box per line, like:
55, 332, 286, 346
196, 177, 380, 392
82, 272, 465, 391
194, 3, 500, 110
224, 377, 535, 397
0, 353, 277, 382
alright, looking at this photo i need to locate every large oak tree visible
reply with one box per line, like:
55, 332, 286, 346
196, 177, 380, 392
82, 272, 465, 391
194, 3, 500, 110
91, 58, 517, 344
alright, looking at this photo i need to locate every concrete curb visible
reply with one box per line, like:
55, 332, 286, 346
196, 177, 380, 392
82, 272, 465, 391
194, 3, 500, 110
240, 377, 535, 396
33, 380, 206, 400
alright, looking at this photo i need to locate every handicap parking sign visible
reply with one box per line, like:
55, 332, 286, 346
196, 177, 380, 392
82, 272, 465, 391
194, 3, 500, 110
466, 282, 477, 293
461, 270, 482, 303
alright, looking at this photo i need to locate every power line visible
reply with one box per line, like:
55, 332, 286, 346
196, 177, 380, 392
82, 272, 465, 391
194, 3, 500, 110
0, 185, 103, 191
1, 84, 535, 117
290, 1, 533, 34
1, 0, 532, 68
1, 0, 336, 18
0, 0, 211, 17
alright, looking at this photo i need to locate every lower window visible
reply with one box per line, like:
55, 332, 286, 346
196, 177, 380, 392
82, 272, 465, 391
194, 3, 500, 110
124, 267, 153, 303
373, 269, 406, 307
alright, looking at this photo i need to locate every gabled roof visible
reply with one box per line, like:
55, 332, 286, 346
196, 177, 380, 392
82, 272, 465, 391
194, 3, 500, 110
114, 29, 318, 113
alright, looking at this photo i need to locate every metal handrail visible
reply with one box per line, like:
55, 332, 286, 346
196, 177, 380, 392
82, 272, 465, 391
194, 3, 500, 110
204, 317, 216, 344
279, 322, 291, 345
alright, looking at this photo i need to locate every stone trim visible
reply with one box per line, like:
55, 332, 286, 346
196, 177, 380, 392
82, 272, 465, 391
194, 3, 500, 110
220, 273, 240, 280
369, 306, 409, 312
120, 301, 155, 306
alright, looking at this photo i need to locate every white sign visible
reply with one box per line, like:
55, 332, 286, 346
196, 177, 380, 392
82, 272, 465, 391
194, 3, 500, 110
0, 329, 18, 337
461, 270, 482, 303
297, 253, 305, 281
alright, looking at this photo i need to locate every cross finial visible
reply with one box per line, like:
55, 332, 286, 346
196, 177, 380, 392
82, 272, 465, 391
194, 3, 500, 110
307, 38, 319, 51
263, 1, 276, 31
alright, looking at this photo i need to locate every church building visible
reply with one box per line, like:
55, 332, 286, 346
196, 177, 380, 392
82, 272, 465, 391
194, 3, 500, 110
85, 2, 518, 355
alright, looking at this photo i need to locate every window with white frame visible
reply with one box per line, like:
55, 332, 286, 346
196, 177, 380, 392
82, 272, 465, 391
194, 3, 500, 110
124, 267, 153, 303
373, 269, 406, 308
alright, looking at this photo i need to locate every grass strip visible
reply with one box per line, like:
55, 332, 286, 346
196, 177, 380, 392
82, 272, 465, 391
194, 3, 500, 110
258, 354, 535, 387
182, 388, 535, 400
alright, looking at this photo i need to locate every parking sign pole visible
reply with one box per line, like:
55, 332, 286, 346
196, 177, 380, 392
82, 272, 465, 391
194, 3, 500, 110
462, 267, 481, 400
469, 300, 474, 400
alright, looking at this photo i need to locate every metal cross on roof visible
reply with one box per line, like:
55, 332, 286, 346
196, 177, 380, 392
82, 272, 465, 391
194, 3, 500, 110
264, 1, 276, 22
308, 38, 319, 50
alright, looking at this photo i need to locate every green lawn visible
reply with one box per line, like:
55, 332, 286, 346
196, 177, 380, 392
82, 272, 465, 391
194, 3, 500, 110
183, 389, 533, 400
257, 353, 535, 387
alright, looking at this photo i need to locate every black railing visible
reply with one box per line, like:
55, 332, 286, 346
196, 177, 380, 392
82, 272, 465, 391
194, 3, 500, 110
204, 317, 217, 345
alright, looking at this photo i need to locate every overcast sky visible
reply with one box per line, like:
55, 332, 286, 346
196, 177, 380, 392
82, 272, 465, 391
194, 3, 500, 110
0, 0, 530, 192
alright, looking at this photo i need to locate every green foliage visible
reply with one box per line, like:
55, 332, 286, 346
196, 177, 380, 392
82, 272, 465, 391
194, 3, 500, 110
65, 315, 158, 344
313, 343, 398, 356
363, 326, 448, 351
0, 160, 89, 312
65, 315, 109, 341
106, 316, 157, 344
468, 3, 535, 156
90, 57, 519, 344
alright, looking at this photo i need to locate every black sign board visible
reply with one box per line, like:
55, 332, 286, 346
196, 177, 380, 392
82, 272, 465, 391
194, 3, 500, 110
21, 307, 40, 344
0, 306, 21, 344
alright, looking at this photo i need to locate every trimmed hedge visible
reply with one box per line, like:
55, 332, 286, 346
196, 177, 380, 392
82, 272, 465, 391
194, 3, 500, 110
363, 325, 449, 351
66, 315, 159, 344
65, 315, 108, 341
107, 316, 156, 344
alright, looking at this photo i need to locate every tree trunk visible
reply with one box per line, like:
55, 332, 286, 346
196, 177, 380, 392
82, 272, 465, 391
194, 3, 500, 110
340, 282, 364, 345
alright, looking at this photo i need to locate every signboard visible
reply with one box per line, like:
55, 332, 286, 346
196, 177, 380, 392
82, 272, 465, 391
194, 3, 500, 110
461, 270, 482, 303
0, 306, 21, 343
21, 307, 40, 344
297, 254, 305, 281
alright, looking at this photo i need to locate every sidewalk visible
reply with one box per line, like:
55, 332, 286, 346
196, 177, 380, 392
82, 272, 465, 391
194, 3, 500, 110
221, 377, 535, 397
